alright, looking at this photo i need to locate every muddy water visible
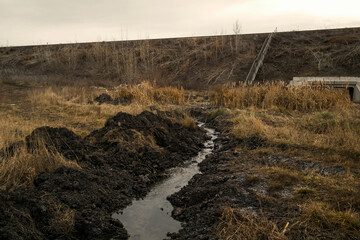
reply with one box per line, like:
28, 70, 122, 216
112, 123, 217, 240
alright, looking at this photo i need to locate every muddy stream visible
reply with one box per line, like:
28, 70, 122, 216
112, 122, 218, 240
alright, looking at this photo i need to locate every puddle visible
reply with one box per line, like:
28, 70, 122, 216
112, 122, 217, 240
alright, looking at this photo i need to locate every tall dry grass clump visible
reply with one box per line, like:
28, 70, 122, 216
28, 86, 99, 106
213, 82, 351, 111
48, 201, 76, 234
231, 108, 360, 160
0, 83, 185, 189
0, 142, 80, 189
299, 201, 360, 239
217, 207, 288, 240
111, 82, 185, 105
28, 82, 185, 107
214, 82, 360, 162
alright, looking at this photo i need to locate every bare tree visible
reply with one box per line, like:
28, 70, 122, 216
233, 20, 242, 54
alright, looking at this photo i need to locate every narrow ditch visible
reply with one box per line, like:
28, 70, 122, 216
112, 122, 218, 240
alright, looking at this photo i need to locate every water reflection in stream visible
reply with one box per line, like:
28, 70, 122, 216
112, 123, 217, 240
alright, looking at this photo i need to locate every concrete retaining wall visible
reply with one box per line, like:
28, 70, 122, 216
289, 77, 360, 103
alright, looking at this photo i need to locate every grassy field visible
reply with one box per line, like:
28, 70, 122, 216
1, 78, 359, 238
213, 83, 360, 239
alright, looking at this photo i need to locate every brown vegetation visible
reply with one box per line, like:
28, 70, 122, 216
213, 82, 351, 111
46, 200, 76, 234
213, 83, 360, 162
0, 143, 80, 189
1, 27, 360, 89
0, 82, 188, 190
217, 207, 287, 240
110, 82, 185, 105
210, 83, 360, 239
299, 201, 360, 239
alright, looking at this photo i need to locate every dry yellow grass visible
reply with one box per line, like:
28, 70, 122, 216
299, 201, 360, 239
212, 83, 360, 239
180, 115, 197, 130
111, 82, 185, 105
213, 82, 351, 111
0, 83, 187, 188
217, 207, 288, 240
230, 108, 360, 163
0, 143, 80, 189
212, 83, 360, 163
48, 201, 75, 234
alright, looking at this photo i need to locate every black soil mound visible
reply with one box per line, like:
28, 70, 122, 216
26, 126, 87, 161
94, 93, 132, 105
0, 111, 207, 240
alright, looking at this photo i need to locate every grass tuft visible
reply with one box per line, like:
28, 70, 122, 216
300, 201, 360, 239
48, 201, 75, 234
111, 82, 185, 105
0, 136, 80, 190
295, 187, 317, 196
217, 207, 288, 240
0, 83, 187, 189
180, 115, 197, 130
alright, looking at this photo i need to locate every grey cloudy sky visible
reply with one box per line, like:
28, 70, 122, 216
1, 0, 360, 46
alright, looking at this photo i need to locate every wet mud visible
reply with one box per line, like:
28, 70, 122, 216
0, 110, 207, 240
167, 109, 359, 240
113, 123, 217, 240
1, 107, 355, 240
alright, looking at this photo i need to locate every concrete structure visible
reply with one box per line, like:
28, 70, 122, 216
289, 77, 360, 103
246, 28, 277, 87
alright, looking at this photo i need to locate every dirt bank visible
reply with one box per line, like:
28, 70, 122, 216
0, 110, 207, 239
1, 27, 360, 88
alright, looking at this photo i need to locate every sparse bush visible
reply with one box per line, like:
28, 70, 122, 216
326, 34, 360, 44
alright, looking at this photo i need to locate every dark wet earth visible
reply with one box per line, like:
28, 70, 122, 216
0, 110, 208, 239
113, 123, 217, 240
1, 107, 356, 240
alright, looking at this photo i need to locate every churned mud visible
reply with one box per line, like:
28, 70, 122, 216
1, 106, 359, 240
0, 110, 207, 239
112, 122, 217, 240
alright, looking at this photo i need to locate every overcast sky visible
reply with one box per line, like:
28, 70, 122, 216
1, 0, 360, 46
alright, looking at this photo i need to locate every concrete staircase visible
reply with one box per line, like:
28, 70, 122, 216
246, 29, 277, 87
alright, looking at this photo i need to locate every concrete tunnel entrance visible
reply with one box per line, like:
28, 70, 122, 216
289, 77, 360, 103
